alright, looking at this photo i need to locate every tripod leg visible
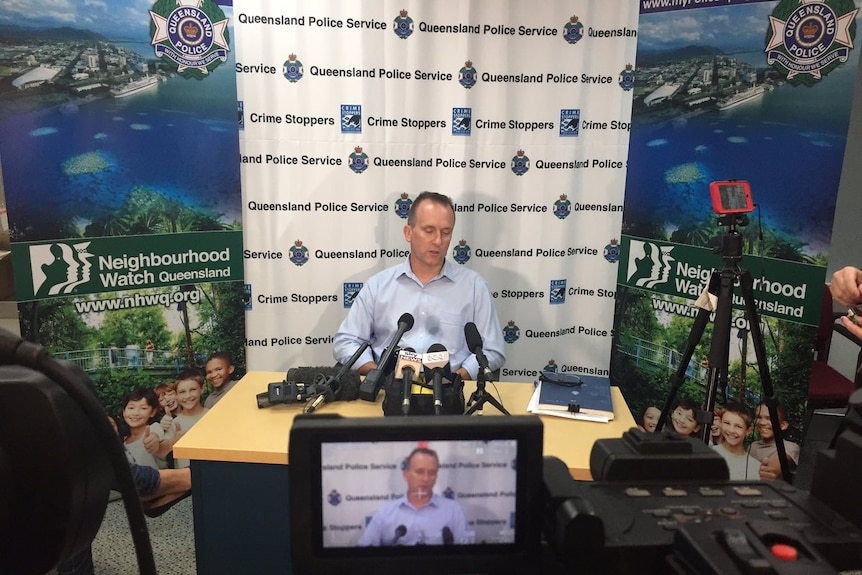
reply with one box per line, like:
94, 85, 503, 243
738, 269, 792, 482
657, 271, 719, 433
699, 268, 736, 443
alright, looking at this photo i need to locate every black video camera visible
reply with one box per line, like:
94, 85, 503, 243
256, 379, 328, 409
542, 426, 862, 574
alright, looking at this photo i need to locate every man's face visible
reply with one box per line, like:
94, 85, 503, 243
206, 358, 234, 389
671, 406, 700, 436
720, 411, 750, 448
403, 452, 439, 501
404, 200, 454, 273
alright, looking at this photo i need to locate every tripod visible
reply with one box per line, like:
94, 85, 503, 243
465, 371, 510, 415
655, 214, 792, 482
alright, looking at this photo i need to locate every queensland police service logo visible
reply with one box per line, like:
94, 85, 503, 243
618, 64, 635, 91
503, 320, 520, 344
452, 240, 471, 265
283, 53, 304, 83
348, 146, 369, 174
553, 194, 571, 220
394, 193, 413, 219
452, 107, 472, 136
393, 9, 414, 39
549, 280, 566, 305
341, 104, 362, 134
543, 359, 558, 373
511, 149, 530, 176
765, 0, 857, 85
289, 240, 309, 267
328, 489, 342, 507
563, 15, 584, 45
149, 0, 229, 78
30, 241, 94, 298
559, 109, 580, 137
343, 282, 362, 308
459, 61, 478, 89
604, 238, 621, 263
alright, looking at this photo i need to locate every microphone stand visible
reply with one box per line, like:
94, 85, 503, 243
465, 369, 509, 416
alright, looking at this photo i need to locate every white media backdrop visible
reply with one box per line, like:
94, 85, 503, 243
234, 1, 639, 380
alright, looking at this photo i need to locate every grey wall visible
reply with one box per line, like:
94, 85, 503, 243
827, 59, 862, 279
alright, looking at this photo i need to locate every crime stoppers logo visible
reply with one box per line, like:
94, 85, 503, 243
626, 239, 675, 289
766, 0, 858, 85
30, 242, 94, 298
150, 0, 229, 78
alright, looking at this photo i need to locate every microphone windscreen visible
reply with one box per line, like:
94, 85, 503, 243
464, 322, 483, 354
398, 312, 415, 331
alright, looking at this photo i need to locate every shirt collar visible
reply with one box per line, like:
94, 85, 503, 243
398, 257, 459, 284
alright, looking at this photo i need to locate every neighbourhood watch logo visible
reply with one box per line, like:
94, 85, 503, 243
30, 242, 94, 297
626, 239, 675, 289
150, 0, 230, 79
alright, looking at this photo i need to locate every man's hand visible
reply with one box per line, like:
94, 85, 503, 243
455, 367, 471, 381
830, 266, 862, 307
357, 361, 376, 376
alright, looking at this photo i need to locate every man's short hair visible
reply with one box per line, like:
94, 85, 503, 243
406, 192, 456, 227
405, 446, 439, 469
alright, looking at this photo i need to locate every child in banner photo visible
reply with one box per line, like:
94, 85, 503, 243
172, 369, 209, 468
670, 398, 702, 438
120, 388, 172, 471
638, 405, 662, 433
712, 402, 760, 480
203, 351, 239, 408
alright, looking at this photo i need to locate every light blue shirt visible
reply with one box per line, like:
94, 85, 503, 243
357, 493, 470, 546
333, 258, 505, 379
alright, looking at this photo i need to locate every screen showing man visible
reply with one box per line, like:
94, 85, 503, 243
320, 439, 517, 548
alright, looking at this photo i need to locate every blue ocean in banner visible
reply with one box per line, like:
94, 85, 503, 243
0, 40, 240, 241
625, 51, 857, 257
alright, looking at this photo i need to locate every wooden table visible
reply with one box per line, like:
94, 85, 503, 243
173, 371, 635, 574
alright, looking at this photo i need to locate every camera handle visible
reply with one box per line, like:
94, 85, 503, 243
655, 220, 792, 483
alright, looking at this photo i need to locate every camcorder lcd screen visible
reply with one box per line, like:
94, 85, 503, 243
288, 415, 543, 575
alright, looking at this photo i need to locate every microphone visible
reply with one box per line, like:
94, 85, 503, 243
465, 322, 494, 381
423, 343, 449, 415
391, 524, 407, 545
394, 347, 422, 415
442, 526, 454, 545
305, 342, 370, 414
359, 313, 415, 402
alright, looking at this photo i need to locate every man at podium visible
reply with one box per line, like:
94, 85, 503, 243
333, 191, 505, 382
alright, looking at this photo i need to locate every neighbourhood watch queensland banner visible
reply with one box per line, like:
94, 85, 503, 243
0, 0, 245, 416
614, 0, 861, 446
